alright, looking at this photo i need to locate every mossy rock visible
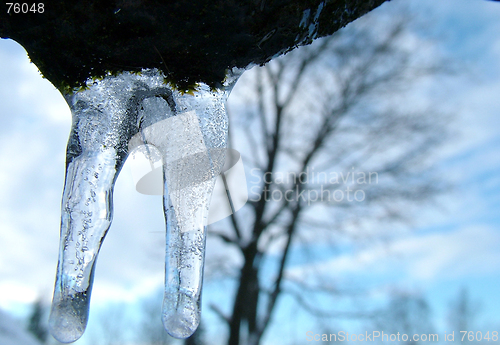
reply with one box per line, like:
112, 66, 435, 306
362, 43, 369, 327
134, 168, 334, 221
0, 0, 386, 92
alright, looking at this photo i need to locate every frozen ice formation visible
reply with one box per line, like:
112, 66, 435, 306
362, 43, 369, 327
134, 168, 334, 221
49, 69, 239, 342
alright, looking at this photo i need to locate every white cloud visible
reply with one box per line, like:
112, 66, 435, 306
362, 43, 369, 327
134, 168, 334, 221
395, 225, 500, 280
287, 225, 500, 286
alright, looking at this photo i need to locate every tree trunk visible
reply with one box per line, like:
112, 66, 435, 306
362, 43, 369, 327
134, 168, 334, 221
228, 241, 262, 345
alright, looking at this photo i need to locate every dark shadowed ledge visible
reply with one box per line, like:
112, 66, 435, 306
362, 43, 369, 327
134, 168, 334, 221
0, 0, 387, 91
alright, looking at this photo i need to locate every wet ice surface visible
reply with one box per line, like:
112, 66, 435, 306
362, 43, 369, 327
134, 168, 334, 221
49, 69, 235, 342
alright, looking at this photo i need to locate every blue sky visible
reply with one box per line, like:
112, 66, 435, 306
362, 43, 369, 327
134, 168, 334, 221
0, 0, 500, 344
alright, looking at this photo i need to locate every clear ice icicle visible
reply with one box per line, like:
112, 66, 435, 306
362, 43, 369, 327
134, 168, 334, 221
160, 89, 228, 339
131, 83, 230, 338
49, 69, 240, 342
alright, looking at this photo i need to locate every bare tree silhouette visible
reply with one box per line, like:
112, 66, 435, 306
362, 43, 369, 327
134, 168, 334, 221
27, 297, 48, 344
205, 7, 452, 345
137, 291, 173, 345
448, 288, 481, 345
372, 291, 436, 345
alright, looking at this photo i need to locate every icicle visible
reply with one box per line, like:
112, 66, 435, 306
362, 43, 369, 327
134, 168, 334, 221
160, 91, 228, 339
131, 83, 230, 338
49, 69, 241, 342
49, 70, 171, 343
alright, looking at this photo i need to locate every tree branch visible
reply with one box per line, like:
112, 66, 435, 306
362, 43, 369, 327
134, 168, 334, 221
285, 289, 377, 319
209, 304, 231, 325
257, 203, 301, 338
